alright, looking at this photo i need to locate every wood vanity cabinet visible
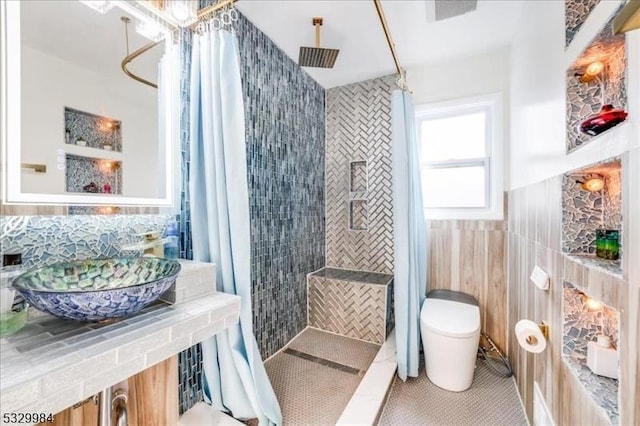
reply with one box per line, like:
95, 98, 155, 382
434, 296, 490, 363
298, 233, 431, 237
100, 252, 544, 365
37, 399, 99, 426
127, 355, 179, 426
38, 356, 178, 426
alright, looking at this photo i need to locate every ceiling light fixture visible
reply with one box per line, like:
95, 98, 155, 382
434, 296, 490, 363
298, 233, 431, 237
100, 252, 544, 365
79, 0, 115, 14
579, 60, 605, 83
134, 19, 164, 42
166, 0, 198, 27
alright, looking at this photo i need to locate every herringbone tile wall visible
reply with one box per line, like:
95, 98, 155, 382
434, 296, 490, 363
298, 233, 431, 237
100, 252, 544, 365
307, 269, 394, 344
325, 75, 397, 274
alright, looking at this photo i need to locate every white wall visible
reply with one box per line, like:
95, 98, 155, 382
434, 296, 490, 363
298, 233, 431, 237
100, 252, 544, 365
407, 49, 510, 105
406, 48, 511, 194
20, 45, 159, 198
508, 0, 640, 190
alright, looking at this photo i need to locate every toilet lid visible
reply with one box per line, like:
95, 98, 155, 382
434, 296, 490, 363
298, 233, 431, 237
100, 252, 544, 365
421, 298, 480, 338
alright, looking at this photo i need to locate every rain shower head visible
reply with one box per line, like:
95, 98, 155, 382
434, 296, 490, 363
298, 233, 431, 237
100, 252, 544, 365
298, 17, 339, 68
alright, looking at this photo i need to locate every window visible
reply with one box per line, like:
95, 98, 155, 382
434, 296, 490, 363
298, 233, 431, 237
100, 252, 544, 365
416, 94, 503, 220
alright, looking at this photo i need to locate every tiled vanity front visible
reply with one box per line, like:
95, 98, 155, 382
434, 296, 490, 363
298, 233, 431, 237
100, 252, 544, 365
0, 292, 239, 422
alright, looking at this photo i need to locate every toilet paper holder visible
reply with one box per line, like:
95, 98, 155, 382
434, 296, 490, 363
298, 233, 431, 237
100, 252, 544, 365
524, 322, 549, 345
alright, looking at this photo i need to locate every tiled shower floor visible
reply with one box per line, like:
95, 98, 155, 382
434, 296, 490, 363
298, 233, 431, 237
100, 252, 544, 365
265, 327, 380, 425
379, 360, 528, 426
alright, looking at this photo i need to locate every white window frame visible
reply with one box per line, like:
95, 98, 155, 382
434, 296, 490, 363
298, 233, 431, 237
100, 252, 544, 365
415, 93, 504, 220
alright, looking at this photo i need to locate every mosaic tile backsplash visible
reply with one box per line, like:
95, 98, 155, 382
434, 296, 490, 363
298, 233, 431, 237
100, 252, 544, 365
565, 0, 601, 47
65, 107, 122, 152
562, 281, 619, 423
326, 75, 396, 274
0, 215, 172, 270
65, 154, 122, 195
566, 10, 627, 152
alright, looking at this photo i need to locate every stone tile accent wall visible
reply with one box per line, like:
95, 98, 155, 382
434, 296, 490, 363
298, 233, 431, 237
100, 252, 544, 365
603, 170, 622, 229
565, 0, 601, 47
325, 75, 396, 274
307, 268, 393, 344
562, 175, 603, 254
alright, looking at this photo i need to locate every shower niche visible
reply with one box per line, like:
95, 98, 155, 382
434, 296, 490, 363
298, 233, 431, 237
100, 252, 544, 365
349, 160, 368, 231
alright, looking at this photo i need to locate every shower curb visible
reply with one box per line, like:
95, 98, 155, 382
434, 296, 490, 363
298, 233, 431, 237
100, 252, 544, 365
336, 330, 398, 425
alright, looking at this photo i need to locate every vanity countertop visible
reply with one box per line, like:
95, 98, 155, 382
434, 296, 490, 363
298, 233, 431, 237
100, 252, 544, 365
0, 292, 240, 420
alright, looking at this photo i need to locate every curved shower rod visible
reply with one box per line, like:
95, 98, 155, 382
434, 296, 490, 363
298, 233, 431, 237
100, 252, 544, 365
120, 0, 239, 89
121, 41, 161, 89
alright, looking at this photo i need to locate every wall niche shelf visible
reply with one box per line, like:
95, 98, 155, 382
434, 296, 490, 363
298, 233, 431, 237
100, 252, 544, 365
565, 5, 627, 153
562, 281, 620, 424
65, 154, 122, 195
349, 160, 368, 231
65, 107, 122, 152
562, 157, 622, 276
565, 254, 622, 279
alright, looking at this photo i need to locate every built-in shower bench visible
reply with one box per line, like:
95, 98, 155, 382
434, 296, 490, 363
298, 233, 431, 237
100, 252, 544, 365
307, 267, 393, 344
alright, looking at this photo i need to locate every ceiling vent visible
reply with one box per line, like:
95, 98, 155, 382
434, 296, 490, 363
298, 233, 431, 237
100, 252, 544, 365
425, 0, 478, 22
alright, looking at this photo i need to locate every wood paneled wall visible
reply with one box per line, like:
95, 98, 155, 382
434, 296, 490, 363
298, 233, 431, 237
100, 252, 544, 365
427, 220, 507, 352
507, 168, 640, 425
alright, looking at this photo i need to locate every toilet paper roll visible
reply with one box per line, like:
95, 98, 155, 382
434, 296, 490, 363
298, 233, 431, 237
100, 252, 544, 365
515, 319, 547, 353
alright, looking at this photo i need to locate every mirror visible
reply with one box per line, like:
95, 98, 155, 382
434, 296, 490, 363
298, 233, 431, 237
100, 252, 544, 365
1, 0, 180, 208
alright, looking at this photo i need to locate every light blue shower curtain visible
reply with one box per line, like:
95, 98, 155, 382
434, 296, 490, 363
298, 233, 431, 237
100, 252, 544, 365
391, 90, 427, 381
189, 29, 282, 426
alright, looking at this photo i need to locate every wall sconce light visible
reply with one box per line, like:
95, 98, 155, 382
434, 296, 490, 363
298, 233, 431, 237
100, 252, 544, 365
576, 174, 605, 192
586, 297, 604, 311
579, 61, 605, 83
100, 161, 121, 173
105, 121, 120, 131
80, 0, 115, 14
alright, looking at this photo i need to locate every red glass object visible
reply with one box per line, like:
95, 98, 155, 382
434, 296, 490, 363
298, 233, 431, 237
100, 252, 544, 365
580, 104, 628, 136
103, 183, 112, 194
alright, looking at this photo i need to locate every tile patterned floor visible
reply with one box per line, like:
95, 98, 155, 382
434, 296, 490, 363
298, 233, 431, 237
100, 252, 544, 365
287, 327, 381, 371
379, 361, 528, 426
265, 328, 380, 425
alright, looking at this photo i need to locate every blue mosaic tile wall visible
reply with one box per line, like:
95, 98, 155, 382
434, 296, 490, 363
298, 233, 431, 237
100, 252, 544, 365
237, 14, 326, 359
176, 8, 325, 413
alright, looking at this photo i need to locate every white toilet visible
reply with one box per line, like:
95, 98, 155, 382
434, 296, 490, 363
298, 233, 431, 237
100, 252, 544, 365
420, 289, 481, 392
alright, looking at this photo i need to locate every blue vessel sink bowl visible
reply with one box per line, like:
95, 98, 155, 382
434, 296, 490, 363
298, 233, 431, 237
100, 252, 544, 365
12, 258, 181, 322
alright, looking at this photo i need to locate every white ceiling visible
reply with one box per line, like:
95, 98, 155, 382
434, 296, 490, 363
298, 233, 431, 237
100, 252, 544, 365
237, 0, 526, 88
21, 1, 163, 83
